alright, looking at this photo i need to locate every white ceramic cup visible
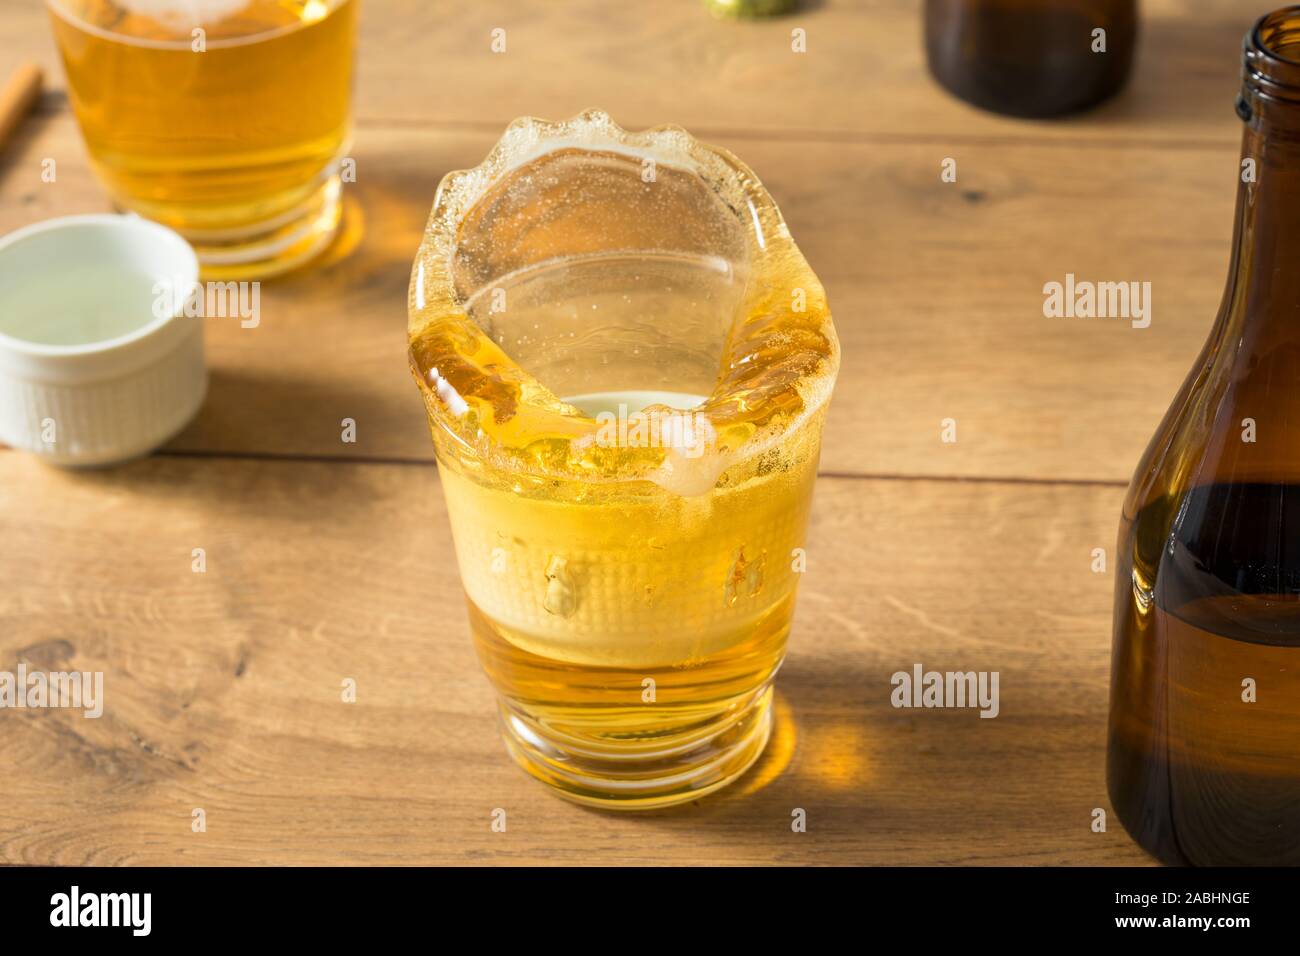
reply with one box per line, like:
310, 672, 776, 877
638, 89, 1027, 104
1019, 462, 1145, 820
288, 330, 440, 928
0, 214, 207, 466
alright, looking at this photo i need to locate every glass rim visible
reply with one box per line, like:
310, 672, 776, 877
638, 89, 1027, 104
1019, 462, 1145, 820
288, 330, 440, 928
44, 0, 351, 52
407, 110, 840, 493
1244, 7, 1300, 103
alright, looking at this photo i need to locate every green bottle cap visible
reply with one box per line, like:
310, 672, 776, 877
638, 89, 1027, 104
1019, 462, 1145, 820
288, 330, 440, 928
705, 0, 797, 19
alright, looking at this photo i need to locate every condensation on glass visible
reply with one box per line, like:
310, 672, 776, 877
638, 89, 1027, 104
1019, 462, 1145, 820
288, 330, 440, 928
408, 110, 839, 809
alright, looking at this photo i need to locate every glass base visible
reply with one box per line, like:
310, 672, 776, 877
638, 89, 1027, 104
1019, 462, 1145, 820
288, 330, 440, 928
181, 173, 344, 281
498, 685, 774, 810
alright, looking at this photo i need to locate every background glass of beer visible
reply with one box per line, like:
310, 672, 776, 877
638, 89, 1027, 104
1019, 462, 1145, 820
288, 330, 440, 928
409, 111, 840, 809
47, 0, 358, 279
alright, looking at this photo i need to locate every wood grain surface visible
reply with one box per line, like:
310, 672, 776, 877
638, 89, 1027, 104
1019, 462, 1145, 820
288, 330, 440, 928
7, 0, 1252, 143
0, 0, 1259, 865
0, 115, 1238, 482
0, 454, 1146, 865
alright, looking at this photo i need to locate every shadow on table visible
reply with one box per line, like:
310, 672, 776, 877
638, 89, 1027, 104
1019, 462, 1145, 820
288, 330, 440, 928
165, 364, 422, 463
1063, 10, 1254, 135
582, 647, 1115, 863
50, 415, 404, 520
572, 655, 891, 832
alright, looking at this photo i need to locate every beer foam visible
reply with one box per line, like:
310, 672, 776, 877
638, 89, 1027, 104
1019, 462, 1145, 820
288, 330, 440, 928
116, 0, 252, 30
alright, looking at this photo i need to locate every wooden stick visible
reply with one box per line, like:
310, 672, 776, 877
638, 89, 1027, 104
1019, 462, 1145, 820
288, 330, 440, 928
0, 63, 43, 154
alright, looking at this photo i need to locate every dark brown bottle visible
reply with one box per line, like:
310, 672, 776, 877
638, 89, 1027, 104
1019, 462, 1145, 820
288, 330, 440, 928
1107, 8, 1300, 867
924, 0, 1138, 117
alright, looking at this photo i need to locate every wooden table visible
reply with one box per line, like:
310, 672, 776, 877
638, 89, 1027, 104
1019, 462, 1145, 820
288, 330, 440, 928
0, 0, 1252, 865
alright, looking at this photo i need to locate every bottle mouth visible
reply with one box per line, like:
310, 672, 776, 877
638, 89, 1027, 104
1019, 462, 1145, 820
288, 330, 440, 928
1243, 7, 1300, 109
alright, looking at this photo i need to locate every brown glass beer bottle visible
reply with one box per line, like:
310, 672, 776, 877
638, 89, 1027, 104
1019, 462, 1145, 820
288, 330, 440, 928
1107, 7, 1300, 866
924, 0, 1138, 117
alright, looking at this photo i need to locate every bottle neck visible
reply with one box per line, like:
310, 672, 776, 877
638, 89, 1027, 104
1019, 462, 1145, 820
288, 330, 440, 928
1224, 9, 1300, 340
1225, 121, 1300, 337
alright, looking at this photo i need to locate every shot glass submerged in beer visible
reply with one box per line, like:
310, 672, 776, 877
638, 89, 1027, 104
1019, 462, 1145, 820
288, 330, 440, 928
47, 0, 358, 279
408, 111, 839, 809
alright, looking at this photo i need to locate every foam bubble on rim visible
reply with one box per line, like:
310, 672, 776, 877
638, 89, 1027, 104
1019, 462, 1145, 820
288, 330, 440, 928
408, 109, 840, 496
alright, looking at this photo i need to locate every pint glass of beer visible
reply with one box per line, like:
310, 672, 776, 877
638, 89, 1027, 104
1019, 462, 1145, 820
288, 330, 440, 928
408, 111, 840, 809
47, 0, 358, 278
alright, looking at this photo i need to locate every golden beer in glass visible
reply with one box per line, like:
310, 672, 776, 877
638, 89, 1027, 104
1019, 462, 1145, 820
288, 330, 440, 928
409, 111, 839, 809
47, 0, 357, 278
